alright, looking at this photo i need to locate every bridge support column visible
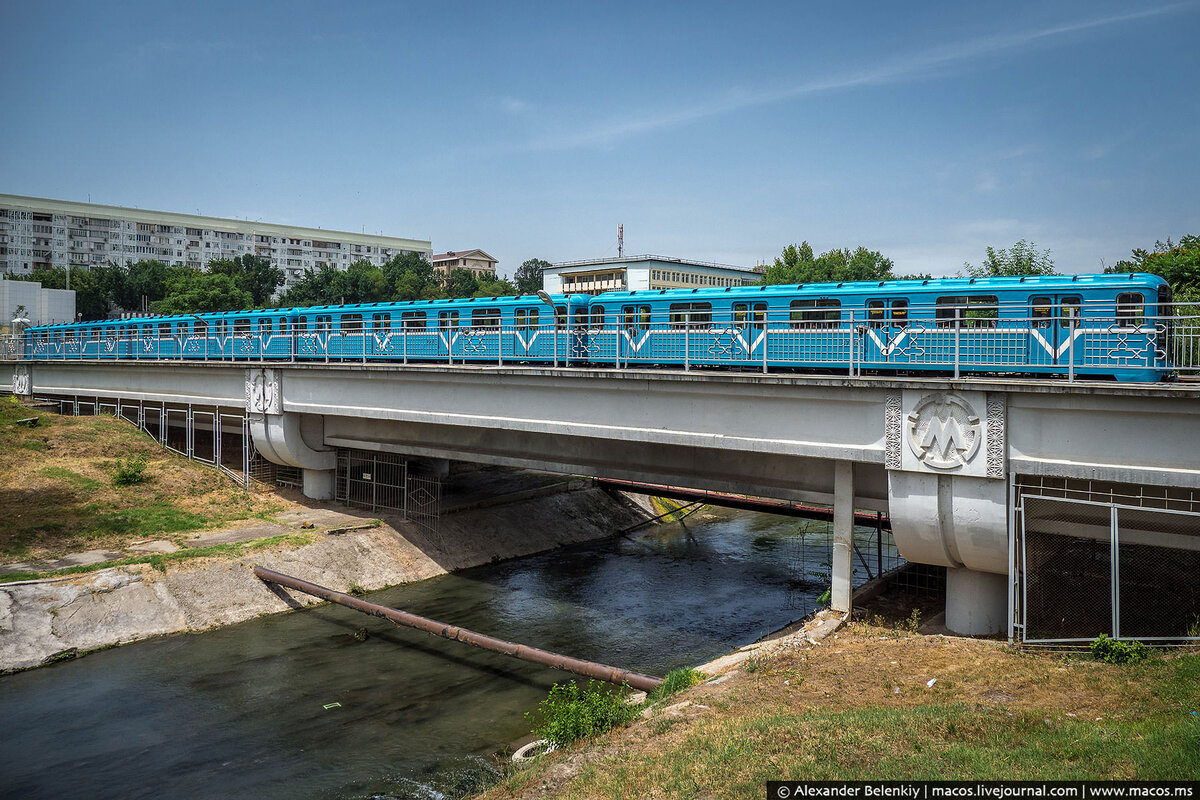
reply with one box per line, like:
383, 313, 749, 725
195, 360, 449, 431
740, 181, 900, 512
945, 567, 1007, 635
302, 468, 335, 501
831, 461, 854, 614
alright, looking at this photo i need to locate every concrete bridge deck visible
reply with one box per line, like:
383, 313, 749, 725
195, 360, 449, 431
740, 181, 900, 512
11, 359, 1200, 638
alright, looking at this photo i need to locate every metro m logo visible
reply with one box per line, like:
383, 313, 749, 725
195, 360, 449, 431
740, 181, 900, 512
906, 393, 982, 470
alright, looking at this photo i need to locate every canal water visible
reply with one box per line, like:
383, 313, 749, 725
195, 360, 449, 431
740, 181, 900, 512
0, 510, 894, 800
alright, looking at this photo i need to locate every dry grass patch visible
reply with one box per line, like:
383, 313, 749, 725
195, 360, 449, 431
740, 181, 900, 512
485, 623, 1200, 799
0, 399, 283, 561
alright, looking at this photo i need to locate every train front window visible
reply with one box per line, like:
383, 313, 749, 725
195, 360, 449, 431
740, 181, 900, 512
1116, 293, 1144, 327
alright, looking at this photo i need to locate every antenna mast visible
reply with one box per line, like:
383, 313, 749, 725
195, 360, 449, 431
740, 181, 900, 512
617, 224, 624, 258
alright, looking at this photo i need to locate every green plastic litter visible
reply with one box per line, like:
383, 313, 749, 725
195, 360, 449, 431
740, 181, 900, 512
323, 702, 342, 710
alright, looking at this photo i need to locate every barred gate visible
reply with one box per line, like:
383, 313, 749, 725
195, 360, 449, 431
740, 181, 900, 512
1014, 477, 1200, 644
335, 449, 441, 538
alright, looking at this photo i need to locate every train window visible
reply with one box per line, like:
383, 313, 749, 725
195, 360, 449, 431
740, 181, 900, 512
372, 313, 391, 330
936, 295, 998, 328
867, 301, 886, 328
515, 309, 525, 328
591, 305, 605, 327
669, 302, 711, 328
554, 305, 566, 325
472, 308, 501, 328
789, 299, 841, 329
1031, 297, 1052, 328
1059, 297, 1081, 328
158, 323, 172, 338
437, 311, 459, 329
317, 315, 332, 333
401, 311, 426, 330
622, 305, 637, 333
751, 302, 767, 330
638, 305, 652, 329
1116, 293, 1144, 327
734, 303, 748, 327
574, 309, 589, 328
296, 315, 307, 331
258, 318, 271, 332
892, 300, 908, 323
234, 318, 251, 334
341, 314, 363, 332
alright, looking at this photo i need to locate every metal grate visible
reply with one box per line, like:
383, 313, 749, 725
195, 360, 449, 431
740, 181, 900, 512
1015, 477, 1200, 644
334, 448, 441, 538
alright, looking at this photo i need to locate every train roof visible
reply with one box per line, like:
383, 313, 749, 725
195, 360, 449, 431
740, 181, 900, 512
28, 293, 582, 330
592, 272, 1167, 303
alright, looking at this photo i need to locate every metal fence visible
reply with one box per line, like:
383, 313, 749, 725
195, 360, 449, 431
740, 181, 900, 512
9, 302, 1200, 381
782, 517, 909, 612
334, 448, 442, 539
1013, 476, 1200, 644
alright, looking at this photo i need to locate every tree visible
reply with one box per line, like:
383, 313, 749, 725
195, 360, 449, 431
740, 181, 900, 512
207, 254, 283, 306
443, 268, 480, 298
8, 266, 111, 319
963, 240, 1056, 278
157, 271, 252, 314
514, 258, 550, 294
1104, 235, 1199, 299
122, 260, 174, 311
277, 265, 341, 307
330, 260, 390, 304
382, 251, 440, 301
474, 277, 519, 298
761, 242, 907, 285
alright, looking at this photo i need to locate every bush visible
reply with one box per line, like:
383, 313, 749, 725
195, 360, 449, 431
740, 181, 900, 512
527, 680, 638, 747
649, 667, 705, 701
1091, 634, 1150, 664
112, 454, 149, 486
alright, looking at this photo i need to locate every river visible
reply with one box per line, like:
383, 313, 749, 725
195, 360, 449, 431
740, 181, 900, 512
0, 509, 894, 800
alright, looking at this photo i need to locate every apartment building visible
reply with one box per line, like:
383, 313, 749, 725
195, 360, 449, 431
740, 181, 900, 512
0, 194, 432, 291
541, 255, 760, 295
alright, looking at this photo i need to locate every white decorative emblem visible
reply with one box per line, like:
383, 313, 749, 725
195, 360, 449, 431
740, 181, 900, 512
12, 365, 31, 396
245, 368, 281, 414
905, 393, 981, 470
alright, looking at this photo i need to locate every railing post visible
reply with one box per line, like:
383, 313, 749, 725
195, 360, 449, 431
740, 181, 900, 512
403, 325, 408, 364
1068, 315, 1076, 382
498, 325, 503, 367
552, 318, 558, 368
684, 312, 690, 372
762, 314, 768, 374
954, 315, 961, 379
362, 331, 367, 365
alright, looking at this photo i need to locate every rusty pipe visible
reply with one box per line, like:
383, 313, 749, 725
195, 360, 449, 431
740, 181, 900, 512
253, 566, 664, 692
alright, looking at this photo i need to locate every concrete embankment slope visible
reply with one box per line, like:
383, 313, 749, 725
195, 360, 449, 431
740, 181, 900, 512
0, 485, 649, 673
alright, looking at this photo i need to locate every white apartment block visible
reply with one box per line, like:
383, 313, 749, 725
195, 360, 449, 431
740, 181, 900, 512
0, 194, 432, 291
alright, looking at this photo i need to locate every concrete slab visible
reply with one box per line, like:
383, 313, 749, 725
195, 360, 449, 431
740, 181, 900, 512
126, 540, 180, 554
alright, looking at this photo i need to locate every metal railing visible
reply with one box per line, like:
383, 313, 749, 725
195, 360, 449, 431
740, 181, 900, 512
9, 302, 1200, 381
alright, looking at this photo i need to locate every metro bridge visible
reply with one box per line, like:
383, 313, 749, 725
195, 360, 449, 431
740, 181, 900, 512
7, 354, 1200, 645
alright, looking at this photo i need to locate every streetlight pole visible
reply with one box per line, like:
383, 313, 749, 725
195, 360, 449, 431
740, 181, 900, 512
537, 290, 558, 367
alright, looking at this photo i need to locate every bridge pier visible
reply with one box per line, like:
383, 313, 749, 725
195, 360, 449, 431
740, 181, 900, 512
831, 461, 854, 614
945, 567, 1008, 635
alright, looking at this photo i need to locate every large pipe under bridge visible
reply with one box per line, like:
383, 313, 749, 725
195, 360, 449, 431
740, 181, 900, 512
253, 566, 664, 693
596, 479, 891, 529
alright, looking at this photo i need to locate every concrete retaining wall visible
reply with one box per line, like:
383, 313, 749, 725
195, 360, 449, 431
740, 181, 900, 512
0, 487, 647, 673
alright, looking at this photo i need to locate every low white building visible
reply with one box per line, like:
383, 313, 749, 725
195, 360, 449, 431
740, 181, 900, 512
0, 277, 75, 330
542, 255, 760, 295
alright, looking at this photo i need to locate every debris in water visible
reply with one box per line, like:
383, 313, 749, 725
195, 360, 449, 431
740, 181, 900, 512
323, 702, 342, 710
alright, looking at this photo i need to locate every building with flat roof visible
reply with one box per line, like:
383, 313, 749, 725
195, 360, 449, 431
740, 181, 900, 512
541, 255, 760, 295
431, 249, 498, 279
0, 194, 432, 292
0, 277, 75, 329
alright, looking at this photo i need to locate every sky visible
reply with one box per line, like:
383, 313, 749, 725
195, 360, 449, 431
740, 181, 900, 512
1, 0, 1198, 278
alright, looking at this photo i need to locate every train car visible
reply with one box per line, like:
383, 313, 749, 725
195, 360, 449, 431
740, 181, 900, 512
584, 273, 1171, 381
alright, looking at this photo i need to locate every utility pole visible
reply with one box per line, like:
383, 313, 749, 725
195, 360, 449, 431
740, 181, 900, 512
618, 224, 624, 258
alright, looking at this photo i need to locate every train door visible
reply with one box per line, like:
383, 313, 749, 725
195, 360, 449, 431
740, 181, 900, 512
619, 304, 651, 362
513, 307, 539, 359
438, 310, 459, 357
1028, 295, 1081, 370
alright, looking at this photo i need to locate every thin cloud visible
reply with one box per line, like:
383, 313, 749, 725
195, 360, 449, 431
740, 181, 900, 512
522, 3, 1193, 152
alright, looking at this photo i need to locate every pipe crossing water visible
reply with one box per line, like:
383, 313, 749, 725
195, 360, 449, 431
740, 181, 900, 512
253, 566, 665, 692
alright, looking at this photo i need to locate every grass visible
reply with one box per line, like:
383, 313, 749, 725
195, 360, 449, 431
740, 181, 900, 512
483, 623, 1200, 799
0, 533, 314, 583
0, 397, 285, 563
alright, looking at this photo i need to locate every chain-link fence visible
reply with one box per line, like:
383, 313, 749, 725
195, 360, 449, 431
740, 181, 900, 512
1015, 477, 1200, 644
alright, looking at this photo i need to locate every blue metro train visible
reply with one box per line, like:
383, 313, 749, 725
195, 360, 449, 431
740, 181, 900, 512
24, 273, 1173, 382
